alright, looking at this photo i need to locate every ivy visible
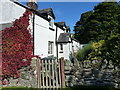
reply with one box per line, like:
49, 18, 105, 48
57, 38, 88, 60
0, 10, 34, 83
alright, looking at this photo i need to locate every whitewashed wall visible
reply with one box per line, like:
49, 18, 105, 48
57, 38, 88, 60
0, 0, 56, 58
0, 0, 25, 30
64, 43, 72, 60
34, 15, 56, 58
56, 27, 73, 60
72, 40, 80, 53
56, 27, 65, 40
0, 0, 78, 60
58, 43, 73, 60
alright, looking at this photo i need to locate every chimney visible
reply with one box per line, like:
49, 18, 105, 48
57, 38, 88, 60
29, 0, 37, 3
26, 0, 38, 10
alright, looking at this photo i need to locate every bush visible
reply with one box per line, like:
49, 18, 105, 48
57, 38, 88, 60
76, 42, 93, 61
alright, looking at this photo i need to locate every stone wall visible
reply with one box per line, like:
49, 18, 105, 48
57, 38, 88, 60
2, 58, 120, 88
64, 59, 120, 88
2, 57, 38, 88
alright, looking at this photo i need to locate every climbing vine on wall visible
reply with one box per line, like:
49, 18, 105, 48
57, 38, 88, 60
0, 10, 33, 83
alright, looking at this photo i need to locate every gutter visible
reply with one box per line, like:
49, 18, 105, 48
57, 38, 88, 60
56, 41, 72, 44
54, 23, 65, 31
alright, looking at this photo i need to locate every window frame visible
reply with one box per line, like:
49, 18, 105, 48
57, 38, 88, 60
48, 17, 54, 28
59, 44, 63, 53
48, 41, 54, 54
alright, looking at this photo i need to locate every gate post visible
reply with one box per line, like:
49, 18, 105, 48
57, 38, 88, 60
60, 57, 65, 88
36, 57, 41, 88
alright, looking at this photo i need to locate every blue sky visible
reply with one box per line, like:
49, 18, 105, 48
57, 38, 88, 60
21, 2, 100, 33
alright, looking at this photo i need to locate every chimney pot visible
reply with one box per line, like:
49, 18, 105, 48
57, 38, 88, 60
29, 0, 36, 3
27, 0, 38, 10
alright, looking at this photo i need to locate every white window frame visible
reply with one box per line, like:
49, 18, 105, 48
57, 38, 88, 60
59, 44, 63, 53
48, 16, 54, 28
48, 41, 54, 54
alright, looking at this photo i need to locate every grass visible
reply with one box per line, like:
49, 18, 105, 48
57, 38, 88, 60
1, 85, 119, 90
70, 85, 119, 90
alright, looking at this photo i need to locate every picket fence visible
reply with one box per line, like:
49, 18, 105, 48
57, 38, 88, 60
36, 57, 65, 88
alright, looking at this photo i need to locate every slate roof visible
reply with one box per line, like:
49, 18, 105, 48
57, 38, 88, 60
55, 22, 67, 30
66, 26, 70, 32
38, 8, 55, 19
57, 33, 72, 43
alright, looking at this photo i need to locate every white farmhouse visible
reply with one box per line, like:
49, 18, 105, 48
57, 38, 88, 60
0, 0, 80, 60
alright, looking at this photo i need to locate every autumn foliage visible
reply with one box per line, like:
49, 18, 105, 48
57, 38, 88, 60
0, 10, 33, 81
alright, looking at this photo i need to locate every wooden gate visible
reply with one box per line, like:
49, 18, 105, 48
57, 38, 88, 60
36, 57, 65, 88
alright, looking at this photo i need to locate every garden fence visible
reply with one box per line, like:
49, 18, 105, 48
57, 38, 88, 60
36, 57, 65, 88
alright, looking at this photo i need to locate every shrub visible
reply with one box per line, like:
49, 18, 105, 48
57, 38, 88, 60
76, 42, 93, 61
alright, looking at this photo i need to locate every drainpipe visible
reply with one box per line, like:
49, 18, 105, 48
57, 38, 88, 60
26, 0, 38, 55
55, 26, 58, 61
33, 12, 35, 55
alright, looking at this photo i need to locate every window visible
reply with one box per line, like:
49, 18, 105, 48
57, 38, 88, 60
48, 41, 54, 54
59, 44, 63, 53
60, 44, 63, 51
49, 17, 54, 27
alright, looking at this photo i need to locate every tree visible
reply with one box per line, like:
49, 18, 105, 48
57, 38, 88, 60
87, 34, 120, 65
74, 2, 120, 44
74, 11, 93, 44
102, 34, 120, 65
74, 1, 120, 65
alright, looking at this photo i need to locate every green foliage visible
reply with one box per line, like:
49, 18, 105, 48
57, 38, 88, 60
74, 2, 120, 44
102, 34, 120, 64
74, 1, 120, 65
76, 42, 93, 61
87, 40, 105, 61
87, 35, 120, 65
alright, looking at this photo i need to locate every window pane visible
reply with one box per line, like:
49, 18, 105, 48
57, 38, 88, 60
48, 41, 53, 54
60, 44, 63, 50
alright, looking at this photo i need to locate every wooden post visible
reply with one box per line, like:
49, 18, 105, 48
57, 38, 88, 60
45, 60, 48, 88
58, 60, 61, 88
55, 60, 58, 88
60, 57, 65, 88
48, 60, 51, 88
52, 60, 55, 88
37, 58, 41, 88
42, 60, 45, 88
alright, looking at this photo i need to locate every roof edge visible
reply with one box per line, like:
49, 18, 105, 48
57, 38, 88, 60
12, 1, 49, 21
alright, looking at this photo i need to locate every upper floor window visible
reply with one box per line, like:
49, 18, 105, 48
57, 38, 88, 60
49, 17, 54, 28
59, 44, 63, 53
48, 41, 54, 54
60, 44, 63, 51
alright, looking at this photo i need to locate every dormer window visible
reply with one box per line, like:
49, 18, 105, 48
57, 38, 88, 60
48, 16, 54, 28
63, 26, 66, 29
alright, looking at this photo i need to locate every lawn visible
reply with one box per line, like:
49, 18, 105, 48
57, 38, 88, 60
1, 85, 120, 90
